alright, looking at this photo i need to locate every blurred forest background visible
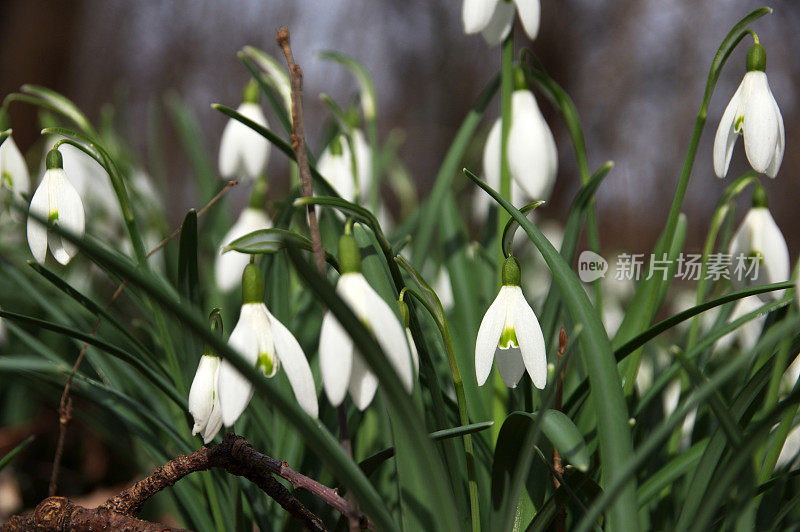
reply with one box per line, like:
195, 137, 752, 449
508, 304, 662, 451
2, 0, 799, 254
0, 0, 799, 520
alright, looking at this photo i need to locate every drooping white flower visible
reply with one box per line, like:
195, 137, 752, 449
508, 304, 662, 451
714, 43, 784, 178
463, 0, 540, 46
0, 134, 30, 201
476, 255, 546, 388
319, 233, 414, 410
481, 88, 558, 209
217, 264, 318, 425
718, 295, 766, 353
27, 149, 85, 265
188, 354, 223, 444
218, 82, 270, 181
316, 130, 371, 204
728, 193, 788, 301
215, 208, 272, 292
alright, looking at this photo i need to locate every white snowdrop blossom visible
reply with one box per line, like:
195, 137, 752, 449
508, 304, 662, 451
316, 130, 371, 204
188, 354, 223, 444
463, 0, 540, 46
217, 264, 318, 425
714, 43, 784, 178
218, 83, 271, 181
482, 88, 557, 208
0, 134, 30, 203
215, 208, 272, 292
319, 233, 414, 410
476, 256, 546, 388
728, 195, 789, 302
27, 149, 85, 265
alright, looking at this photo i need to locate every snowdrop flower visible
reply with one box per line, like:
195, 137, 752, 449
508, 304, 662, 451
218, 264, 318, 425
218, 81, 270, 181
27, 149, 85, 265
728, 188, 788, 301
714, 42, 784, 178
482, 72, 557, 208
319, 232, 414, 410
189, 354, 223, 444
463, 0, 540, 46
718, 295, 766, 352
476, 255, 546, 388
215, 207, 272, 292
316, 131, 371, 204
0, 133, 30, 206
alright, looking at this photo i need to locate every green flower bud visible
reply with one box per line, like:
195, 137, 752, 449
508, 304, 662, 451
501, 255, 521, 286
513, 65, 527, 91
242, 79, 260, 104
397, 298, 410, 327
241, 263, 265, 304
746, 43, 766, 72
0, 107, 9, 130
338, 233, 362, 274
751, 184, 768, 209
46, 149, 63, 170
330, 134, 344, 156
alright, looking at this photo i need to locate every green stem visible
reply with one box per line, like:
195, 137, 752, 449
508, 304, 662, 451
401, 287, 480, 532
498, 34, 514, 272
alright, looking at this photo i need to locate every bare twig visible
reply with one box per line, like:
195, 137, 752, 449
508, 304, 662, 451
9, 433, 374, 531
48, 180, 238, 497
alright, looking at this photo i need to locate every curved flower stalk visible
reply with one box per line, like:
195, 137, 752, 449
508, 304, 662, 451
482, 75, 557, 210
727, 188, 789, 301
476, 255, 546, 388
215, 207, 272, 292
218, 81, 271, 181
462, 0, 540, 46
714, 42, 784, 178
217, 263, 318, 425
316, 130, 371, 204
0, 134, 30, 212
27, 149, 85, 265
319, 233, 414, 410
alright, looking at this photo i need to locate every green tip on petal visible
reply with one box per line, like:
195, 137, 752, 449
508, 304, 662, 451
338, 233, 361, 274
751, 185, 768, 209
46, 149, 63, 170
241, 263, 265, 304
499, 327, 518, 349
501, 255, 521, 286
512, 65, 527, 91
397, 298, 410, 327
746, 43, 767, 72
257, 352, 276, 377
243, 79, 260, 103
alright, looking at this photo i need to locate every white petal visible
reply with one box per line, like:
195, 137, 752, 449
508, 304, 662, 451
754, 209, 790, 297
463, 0, 498, 34
318, 138, 356, 203
509, 286, 547, 389
215, 208, 272, 292
318, 311, 353, 407
713, 78, 744, 178
0, 136, 30, 195
189, 355, 222, 442
475, 288, 508, 386
765, 95, 785, 178
50, 172, 85, 265
728, 296, 765, 350
360, 278, 414, 393
508, 90, 557, 201
218, 103, 270, 180
218, 305, 261, 426
27, 174, 50, 264
662, 379, 680, 418
742, 72, 778, 174
481, 0, 515, 46
348, 351, 379, 410
729, 208, 789, 301
513, 0, 540, 40
267, 311, 318, 418
495, 347, 526, 387
352, 129, 372, 202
